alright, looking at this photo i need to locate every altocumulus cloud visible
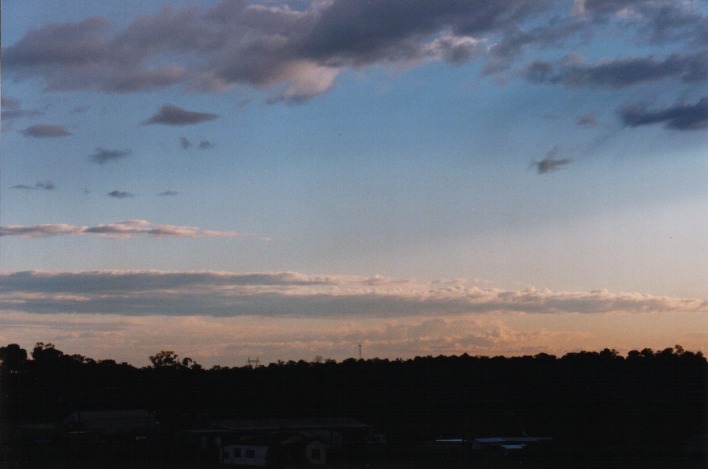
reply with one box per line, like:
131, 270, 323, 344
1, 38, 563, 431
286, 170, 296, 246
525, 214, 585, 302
0, 271, 704, 318
4, 0, 705, 102
0, 220, 238, 239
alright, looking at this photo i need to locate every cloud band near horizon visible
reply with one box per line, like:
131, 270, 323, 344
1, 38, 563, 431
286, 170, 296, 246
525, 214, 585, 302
0, 270, 704, 318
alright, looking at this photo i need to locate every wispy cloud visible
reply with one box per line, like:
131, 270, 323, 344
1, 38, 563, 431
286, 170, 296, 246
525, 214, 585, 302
0, 220, 239, 239
531, 147, 574, 174
157, 191, 179, 197
11, 181, 56, 191
5, 1, 704, 102
107, 190, 134, 199
142, 104, 219, 126
0, 271, 704, 318
619, 97, 708, 131
90, 147, 131, 164
21, 124, 71, 138
180, 137, 191, 149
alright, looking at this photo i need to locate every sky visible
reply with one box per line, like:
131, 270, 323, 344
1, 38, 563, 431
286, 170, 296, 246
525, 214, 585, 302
1, 0, 706, 367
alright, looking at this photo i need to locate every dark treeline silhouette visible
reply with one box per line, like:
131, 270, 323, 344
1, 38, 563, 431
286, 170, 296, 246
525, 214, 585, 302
1, 343, 706, 467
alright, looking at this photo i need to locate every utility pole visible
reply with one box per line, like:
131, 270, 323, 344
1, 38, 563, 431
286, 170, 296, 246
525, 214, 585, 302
247, 357, 260, 367
358, 344, 362, 360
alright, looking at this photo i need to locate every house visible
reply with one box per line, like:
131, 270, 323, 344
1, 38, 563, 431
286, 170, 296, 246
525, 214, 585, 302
222, 441, 269, 466
221, 432, 328, 466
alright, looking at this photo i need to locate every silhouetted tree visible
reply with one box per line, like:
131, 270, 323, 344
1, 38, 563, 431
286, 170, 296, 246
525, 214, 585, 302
0, 344, 27, 372
149, 350, 181, 368
31, 342, 64, 362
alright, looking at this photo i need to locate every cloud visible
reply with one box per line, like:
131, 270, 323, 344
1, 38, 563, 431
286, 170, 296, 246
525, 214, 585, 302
198, 139, 214, 150
525, 52, 708, 88
90, 147, 131, 164
2, 16, 185, 93
0, 220, 239, 239
619, 97, 708, 131
531, 147, 574, 174
36, 181, 57, 190
9, 0, 703, 102
1, 96, 42, 121
180, 137, 192, 149
572, 0, 708, 46
158, 191, 179, 197
11, 181, 56, 190
21, 124, 71, 138
576, 111, 598, 127
0, 271, 704, 319
0, 224, 84, 237
142, 104, 219, 126
107, 190, 134, 199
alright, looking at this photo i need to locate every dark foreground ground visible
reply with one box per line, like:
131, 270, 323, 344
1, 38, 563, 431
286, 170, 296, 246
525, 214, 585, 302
4, 439, 706, 469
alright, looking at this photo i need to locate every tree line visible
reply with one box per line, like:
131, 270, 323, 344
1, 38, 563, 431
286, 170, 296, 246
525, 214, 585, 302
1, 343, 706, 448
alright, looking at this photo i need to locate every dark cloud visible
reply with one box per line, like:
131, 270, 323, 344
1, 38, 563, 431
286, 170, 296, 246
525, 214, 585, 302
532, 147, 574, 174
90, 147, 131, 164
0, 0, 580, 102
525, 52, 708, 88
21, 124, 71, 138
107, 190, 134, 199
3, 16, 185, 93
619, 97, 708, 131
3, 1, 705, 102
158, 191, 179, 197
180, 137, 192, 149
142, 104, 219, 126
12, 181, 57, 190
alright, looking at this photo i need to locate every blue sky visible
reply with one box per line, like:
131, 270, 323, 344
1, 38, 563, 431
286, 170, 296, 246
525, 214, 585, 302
1, 0, 706, 366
